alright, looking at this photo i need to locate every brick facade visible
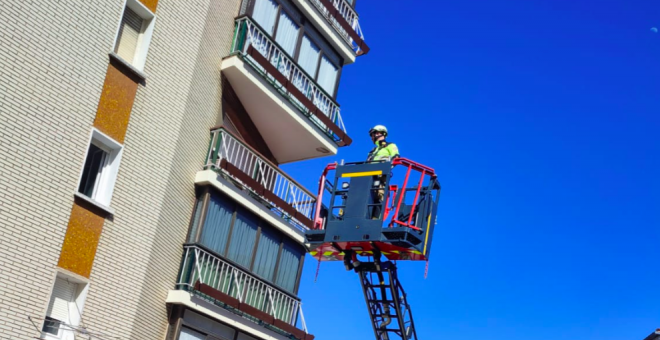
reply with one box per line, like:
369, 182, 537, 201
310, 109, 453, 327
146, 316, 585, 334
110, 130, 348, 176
0, 0, 240, 338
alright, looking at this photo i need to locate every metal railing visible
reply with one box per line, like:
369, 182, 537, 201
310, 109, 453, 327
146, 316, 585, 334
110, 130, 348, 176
308, 0, 366, 54
231, 17, 346, 142
177, 244, 307, 331
205, 127, 316, 231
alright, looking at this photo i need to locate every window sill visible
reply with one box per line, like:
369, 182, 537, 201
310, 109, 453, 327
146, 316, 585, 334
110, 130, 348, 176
74, 192, 115, 216
109, 52, 147, 81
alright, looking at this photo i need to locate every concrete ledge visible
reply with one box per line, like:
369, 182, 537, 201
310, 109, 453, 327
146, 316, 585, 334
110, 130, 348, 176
109, 52, 147, 81
74, 192, 115, 216
166, 290, 292, 340
220, 55, 338, 163
194, 170, 306, 245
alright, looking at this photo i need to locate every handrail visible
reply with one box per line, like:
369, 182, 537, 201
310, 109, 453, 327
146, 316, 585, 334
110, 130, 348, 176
177, 244, 305, 329
205, 127, 317, 230
209, 126, 316, 198
231, 16, 351, 146
309, 0, 369, 55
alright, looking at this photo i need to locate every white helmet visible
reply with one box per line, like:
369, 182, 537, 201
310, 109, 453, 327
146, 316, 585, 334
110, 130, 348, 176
369, 125, 388, 137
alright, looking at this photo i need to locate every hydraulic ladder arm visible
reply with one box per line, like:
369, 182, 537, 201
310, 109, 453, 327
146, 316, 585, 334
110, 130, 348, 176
353, 254, 418, 340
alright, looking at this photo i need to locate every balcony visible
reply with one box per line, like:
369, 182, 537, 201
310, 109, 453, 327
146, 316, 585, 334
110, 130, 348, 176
293, 0, 369, 62
173, 244, 312, 340
204, 127, 317, 232
221, 16, 352, 163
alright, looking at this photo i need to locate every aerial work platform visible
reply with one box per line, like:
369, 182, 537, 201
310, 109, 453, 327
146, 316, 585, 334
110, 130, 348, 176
306, 158, 441, 263
305, 158, 441, 340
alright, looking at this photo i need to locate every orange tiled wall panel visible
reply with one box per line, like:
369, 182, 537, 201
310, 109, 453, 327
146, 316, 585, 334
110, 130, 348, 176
92, 63, 139, 143
140, 0, 158, 12
57, 202, 105, 278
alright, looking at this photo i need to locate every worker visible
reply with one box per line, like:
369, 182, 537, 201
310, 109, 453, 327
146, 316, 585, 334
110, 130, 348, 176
366, 125, 399, 219
366, 125, 400, 162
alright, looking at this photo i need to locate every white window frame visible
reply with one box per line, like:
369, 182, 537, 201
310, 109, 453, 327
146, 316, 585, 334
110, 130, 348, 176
41, 272, 90, 340
76, 128, 123, 211
111, 0, 156, 71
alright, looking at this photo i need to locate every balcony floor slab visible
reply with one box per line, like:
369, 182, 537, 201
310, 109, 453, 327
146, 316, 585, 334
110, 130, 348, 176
221, 55, 338, 164
166, 290, 293, 340
195, 170, 306, 245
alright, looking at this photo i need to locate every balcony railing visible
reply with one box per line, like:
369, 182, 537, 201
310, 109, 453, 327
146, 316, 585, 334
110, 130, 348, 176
177, 244, 307, 331
308, 0, 369, 55
230, 16, 351, 147
205, 127, 316, 231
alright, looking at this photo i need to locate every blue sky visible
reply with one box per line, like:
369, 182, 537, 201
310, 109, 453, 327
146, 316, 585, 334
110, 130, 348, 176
283, 0, 660, 339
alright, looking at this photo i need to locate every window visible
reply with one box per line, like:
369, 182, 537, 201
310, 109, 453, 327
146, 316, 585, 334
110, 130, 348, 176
237, 333, 259, 340
190, 190, 305, 293
112, 0, 156, 70
182, 311, 236, 339
175, 311, 268, 340
76, 129, 123, 208
317, 56, 339, 96
226, 208, 258, 268
274, 12, 299, 57
199, 193, 234, 254
179, 327, 206, 340
252, 227, 280, 280
275, 239, 304, 292
252, 0, 278, 34
41, 275, 89, 340
297, 35, 320, 77
77, 143, 109, 198
247, 0, 342, 98
42, 316, 61, 336
114, 7, 143, 63
187, 198, 205, 243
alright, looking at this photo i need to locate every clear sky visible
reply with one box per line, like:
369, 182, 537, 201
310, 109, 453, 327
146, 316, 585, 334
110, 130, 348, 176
282, 0, 660, 339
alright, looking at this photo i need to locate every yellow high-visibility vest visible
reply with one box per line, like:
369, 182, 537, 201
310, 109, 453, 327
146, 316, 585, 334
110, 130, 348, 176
367, 140, 400, 162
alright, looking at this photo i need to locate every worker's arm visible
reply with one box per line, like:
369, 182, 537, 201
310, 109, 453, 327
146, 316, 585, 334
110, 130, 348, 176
387, 143, 400, 159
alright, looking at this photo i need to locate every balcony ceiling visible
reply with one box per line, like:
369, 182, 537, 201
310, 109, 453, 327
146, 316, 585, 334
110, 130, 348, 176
221, 56, 338, 164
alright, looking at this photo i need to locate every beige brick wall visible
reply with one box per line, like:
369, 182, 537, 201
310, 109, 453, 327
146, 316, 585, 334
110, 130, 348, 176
0, 0, 241, 339
0, 1, 120, 339
79, 0, 242, 339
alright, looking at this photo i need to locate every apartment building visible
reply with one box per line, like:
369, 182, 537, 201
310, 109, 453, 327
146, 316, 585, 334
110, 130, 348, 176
643, 329, 660, 340
0, 0, 368, 339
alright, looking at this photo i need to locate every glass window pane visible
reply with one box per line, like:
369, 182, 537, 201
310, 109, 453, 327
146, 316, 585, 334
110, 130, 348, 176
274, 12, 299, 57
200, 192, 234, 255
252, 227, 280, 281
41, 316, 61, 335
238, 332, 259, 340
184, 311, 236, 339
317, 56, 338, 96
78, 143, 108, 198
275, 240, 304, 292
297, 35, 320, 77
226, 207, 258, 268
187, 197, 205, 243
252, 0, 278, 34
179, 327, 206, 340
